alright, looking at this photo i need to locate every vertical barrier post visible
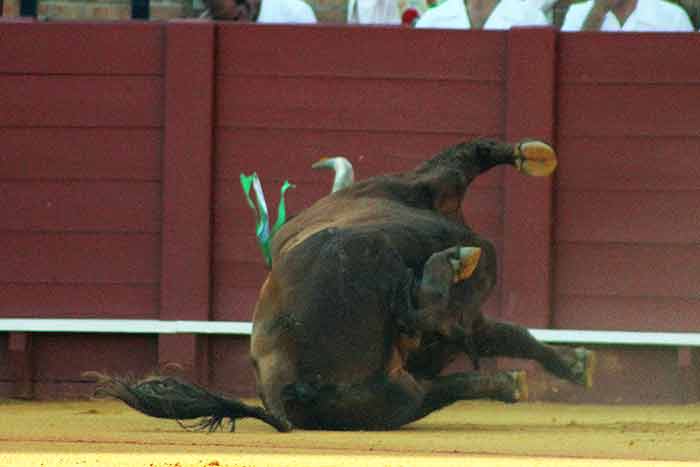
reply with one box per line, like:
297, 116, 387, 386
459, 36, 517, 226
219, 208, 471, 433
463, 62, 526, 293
159, 21, 215, 385
9, 332, 33, 398
679, 348, 700, 403
502, 27, 557, 328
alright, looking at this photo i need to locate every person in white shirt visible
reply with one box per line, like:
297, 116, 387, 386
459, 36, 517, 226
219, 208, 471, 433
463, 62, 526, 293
201, 0, 316, 23
415, 0, 548, 29
561, 0, 694, 31
347, 0, 401, 24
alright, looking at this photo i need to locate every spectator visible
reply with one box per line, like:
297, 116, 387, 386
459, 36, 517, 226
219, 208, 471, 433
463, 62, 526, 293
401, 7, 421, 25
415, 0, 548, 29
561, 0, 694, 31
676, 0, 699, 29
347, 0, 401, 24
528, 0, 564, 23
201, 0, 316, 22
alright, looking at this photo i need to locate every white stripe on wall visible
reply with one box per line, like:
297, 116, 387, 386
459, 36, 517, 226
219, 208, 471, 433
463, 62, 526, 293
2, 318, 700, 347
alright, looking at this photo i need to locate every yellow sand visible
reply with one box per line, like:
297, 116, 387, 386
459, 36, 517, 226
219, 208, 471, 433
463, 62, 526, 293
1, 399, 699, 466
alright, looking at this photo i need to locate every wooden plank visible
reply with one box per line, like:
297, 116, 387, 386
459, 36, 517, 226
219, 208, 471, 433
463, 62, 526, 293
1, 128, 162, 181
0, 284, 159, 319
7, 332, 33, 398
0, 22, 164, 75
0, 232, 160, 284
214, 128, 503, 188
0, 335, 8, 379
216, 77, 503, 134
555, 191, 700, 244
0, 76, 163, 127
501, 27, 555, 327
554, 243, 700, 298
159, 21, 215, 325
213, 228, 268, 264
558, 84, 700, 137
159, 21, 215, 385
213, 260, 270, 289
31, 334, 157, 380
559, 33, 700, 84
553, 295, 700, 332
212, 287, 261, 321
545, 347, 681, 404
209, 336, 257, 396
0, 182, 160, 232
555, 136, 700, 191
217, 24, 505, 81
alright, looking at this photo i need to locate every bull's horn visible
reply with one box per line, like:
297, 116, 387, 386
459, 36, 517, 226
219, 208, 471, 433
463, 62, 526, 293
449, 246, 482, 283
514, 140, 557, 177
312, 156, 355, 193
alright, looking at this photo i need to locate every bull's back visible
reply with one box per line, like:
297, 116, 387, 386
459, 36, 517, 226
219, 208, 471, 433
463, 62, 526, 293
273, 195, 470, 272
252, 226, 407, 426
256, 227, 404, 382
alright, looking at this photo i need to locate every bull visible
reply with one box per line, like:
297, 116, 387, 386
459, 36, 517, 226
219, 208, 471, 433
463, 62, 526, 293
96, 138, 594, 432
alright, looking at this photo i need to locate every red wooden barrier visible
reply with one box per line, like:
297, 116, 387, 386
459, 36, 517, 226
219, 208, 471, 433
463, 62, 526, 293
501, 27, 556, 328
554, 33, 700, 334
158, 20, 215, 385
2, 21, 700, 402
0, 20, 165, 397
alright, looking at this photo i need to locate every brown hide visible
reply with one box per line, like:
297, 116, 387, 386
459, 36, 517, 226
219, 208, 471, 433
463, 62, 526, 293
250, 139, 522, 423
95, 138, 581, 432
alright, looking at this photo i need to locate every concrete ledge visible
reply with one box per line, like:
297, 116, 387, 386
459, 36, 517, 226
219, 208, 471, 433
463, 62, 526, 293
2, 318, 700, 347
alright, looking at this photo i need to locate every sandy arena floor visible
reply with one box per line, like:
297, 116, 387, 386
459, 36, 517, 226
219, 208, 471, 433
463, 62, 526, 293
1, 399, 700, 466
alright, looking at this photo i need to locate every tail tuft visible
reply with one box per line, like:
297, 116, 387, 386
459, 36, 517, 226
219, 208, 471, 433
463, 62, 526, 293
87, 373, 292, 432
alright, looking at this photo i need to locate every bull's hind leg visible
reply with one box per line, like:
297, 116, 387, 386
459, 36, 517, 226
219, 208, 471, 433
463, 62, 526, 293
406, 369, 528, 425
470, 317, 595, 388
285, 367, 527, 430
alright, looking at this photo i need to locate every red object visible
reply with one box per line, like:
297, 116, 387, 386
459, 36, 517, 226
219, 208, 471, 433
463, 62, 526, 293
401, 8, 419, 25
3, 22, 700, 403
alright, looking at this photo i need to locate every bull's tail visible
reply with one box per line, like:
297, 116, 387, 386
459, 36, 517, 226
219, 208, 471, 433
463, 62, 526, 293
87, 373, 291, 432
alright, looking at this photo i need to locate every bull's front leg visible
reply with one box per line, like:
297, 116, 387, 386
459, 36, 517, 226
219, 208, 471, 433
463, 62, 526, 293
469, 317, 595, 388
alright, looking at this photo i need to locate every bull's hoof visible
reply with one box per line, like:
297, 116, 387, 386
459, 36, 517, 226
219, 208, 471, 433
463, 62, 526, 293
449, 247, 482, 283
495, 370, 528, 403
571, 348, 596, 389
514, 140, 557, 177
510, 370, 529, 402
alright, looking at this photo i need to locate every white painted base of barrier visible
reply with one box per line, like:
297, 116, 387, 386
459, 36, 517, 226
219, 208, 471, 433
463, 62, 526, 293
0, 319, 253, 336
1, 318, 700, 347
